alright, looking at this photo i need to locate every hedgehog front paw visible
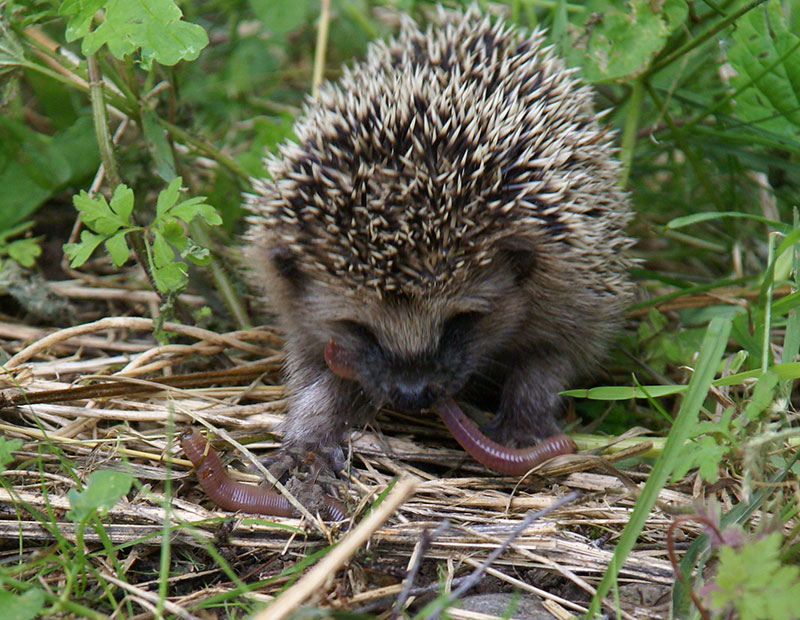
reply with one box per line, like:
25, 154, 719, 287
478, 410, 531, 447
479, 405, 563, 448
263, 444, 342, 479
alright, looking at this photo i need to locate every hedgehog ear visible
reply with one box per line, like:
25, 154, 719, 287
269, 245, 304, 287
497, 237, 537, 282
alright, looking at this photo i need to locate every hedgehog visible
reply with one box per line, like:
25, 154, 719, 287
244, 6, 633, 476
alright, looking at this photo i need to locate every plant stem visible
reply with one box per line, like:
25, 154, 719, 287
646, 0, 768, 78
618, 78, 643, 188
762, 232, 777, 373
99, 55, 138, 112
129, 231, 198, 330
172, 154, 252, 329
312, 0, 331, 98
20, 28, 136, 117
188, 220, 251, 329
158, 419, 174, 617
86, 55, 121, 189
158, 118, 252, 182
667, 515, 716, 620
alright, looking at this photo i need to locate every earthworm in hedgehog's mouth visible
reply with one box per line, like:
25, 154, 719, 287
323, 339, 577, 474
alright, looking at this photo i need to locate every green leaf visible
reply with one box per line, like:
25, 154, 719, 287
732, 311, 762, 361
150, 230, 187, 292
152, 260, 187, 293
81, 0, 209, 70
695, 407, 737, 443
158, 217, 186, 250
235, 114, 296, 177
742, 371, 779, 420
168, 198, 222, 226
104, 230, 130, 267
0, 164, 50, 231
47, 114, 101, 181
0, 14, 26, 73
0, 436, 22, 471
155, 177, 182, 219
72, 186, 132, 235
108, 184, 134, 225
566, 361, 800, 403
562, 384, 686, 399
141, 108, 176, 182
0, 222, 30, 246
63, 229, 106, 268
60, 0, 106, 42
567, 0, 686, 82
708, 532, 800, 620
182, 240, 211, 266
6, 238, 42, 268
716, 362, 800, 385
249, 0, 313, 37
671, 435, 728, 483
72, 191, 113, 231
0, 588, 45, 620
66, 470, 133, 522
152, 229, 175, 268
0, 115, 99, 230
154, 181, 221, 232
774, 225, 800, 264
728, 0, 800, 136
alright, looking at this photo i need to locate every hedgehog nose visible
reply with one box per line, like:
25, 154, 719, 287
390, 379, 435, 411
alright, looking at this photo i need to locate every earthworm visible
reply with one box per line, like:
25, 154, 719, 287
323, 339, 578, 475
435, 398, 578, 475
179, 428, 345, 521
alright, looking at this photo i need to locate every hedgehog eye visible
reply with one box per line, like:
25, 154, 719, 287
497, 238, 537, 282
337, 320, 379, 345
441, 311, 482, 343
269, 246, 303, 286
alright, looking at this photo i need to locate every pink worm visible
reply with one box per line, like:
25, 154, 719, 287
324, 339, 578, 475
180, 428, 345, 521
435, 398, 577, 475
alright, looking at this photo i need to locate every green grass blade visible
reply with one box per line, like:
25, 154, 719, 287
562, 385, 686, 399
667, 211, 790, 232
585, 316, 732, 618
564, 361, 800, 401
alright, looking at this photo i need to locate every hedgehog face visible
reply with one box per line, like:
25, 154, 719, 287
331, 302, 489, 411
268, 242, 534, 412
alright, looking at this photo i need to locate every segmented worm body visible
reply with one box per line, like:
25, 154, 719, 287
435, 398, 577, 475
180, 427, 293, 516
180, 428, 345, 521
323, 340, 578, 475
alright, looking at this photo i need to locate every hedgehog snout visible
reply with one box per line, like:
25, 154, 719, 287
388, 377, 437, 411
